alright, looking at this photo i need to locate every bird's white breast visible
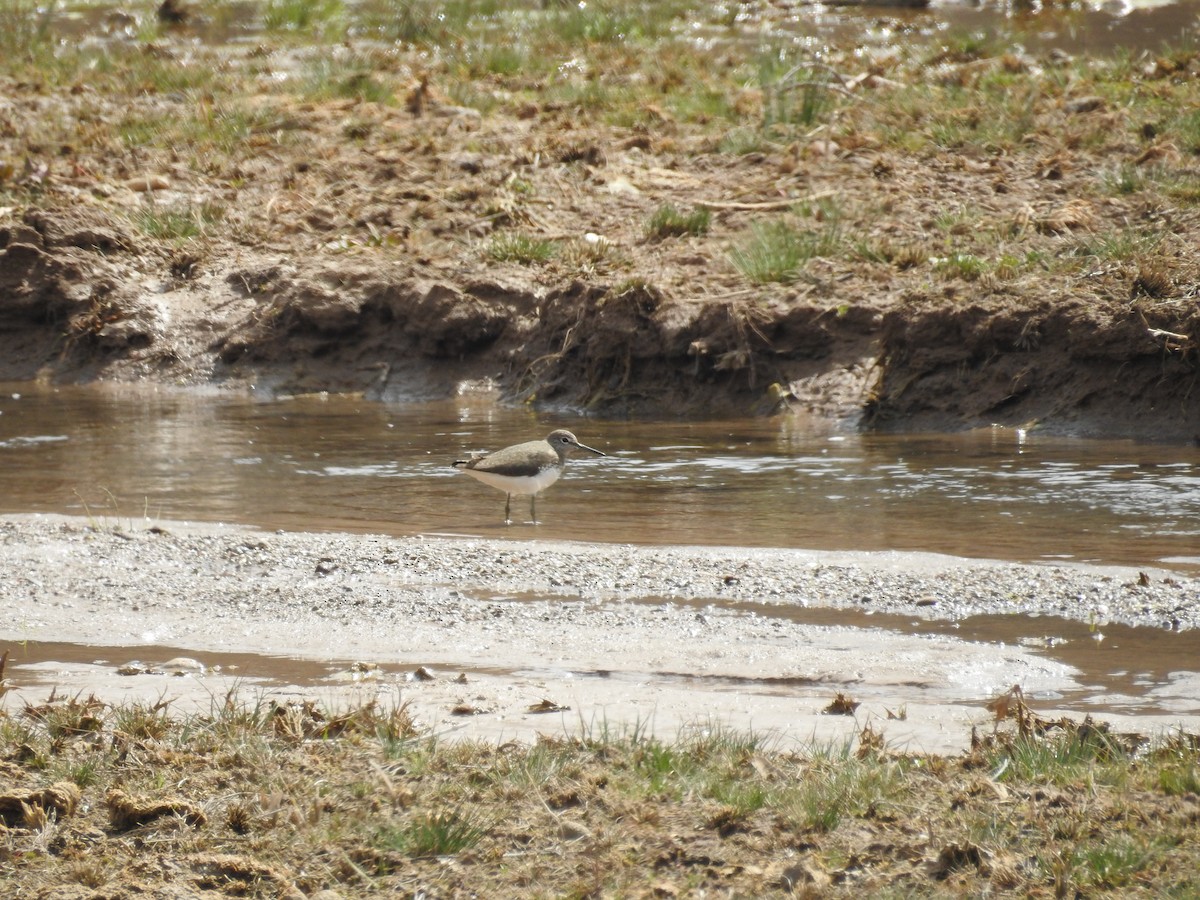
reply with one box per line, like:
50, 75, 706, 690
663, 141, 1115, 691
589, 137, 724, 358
461, 465, 562, 496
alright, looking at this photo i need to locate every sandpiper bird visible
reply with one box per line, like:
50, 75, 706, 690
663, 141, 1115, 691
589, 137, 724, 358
453, 429, 605, 525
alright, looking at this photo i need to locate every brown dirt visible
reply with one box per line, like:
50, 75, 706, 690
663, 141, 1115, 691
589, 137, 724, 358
2, 40, 1199, 438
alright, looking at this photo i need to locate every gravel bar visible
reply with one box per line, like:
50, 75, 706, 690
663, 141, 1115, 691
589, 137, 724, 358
3, 515, 1196, 635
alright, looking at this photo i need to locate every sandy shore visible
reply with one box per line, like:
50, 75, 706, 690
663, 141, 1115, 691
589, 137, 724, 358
3, 514, 1198, 755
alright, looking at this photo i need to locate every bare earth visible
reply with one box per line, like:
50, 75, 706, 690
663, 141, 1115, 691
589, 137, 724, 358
5, 514, 1199, 757
2, 17, 1200, 438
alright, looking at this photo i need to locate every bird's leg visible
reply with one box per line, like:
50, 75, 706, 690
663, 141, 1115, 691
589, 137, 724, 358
530, 494, 538, 525
504, 493, 512, 526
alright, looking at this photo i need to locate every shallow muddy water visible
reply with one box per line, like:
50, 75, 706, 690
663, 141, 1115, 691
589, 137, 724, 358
57, 0, 1200, 58
8, 604, 1200, 718
796, 0, 1200, 57
0, 383, 1197, 572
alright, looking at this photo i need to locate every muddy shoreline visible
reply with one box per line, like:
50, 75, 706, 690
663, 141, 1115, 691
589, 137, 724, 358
3, 217, 1197, 441
5, 514, 1198, 754
3, 15, 1200, 441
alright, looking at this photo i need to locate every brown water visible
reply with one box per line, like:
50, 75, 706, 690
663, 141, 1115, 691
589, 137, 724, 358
712, 603, 1200, 715
0, 383, 1197, 572
795, 0, 1200, 57
58, 0, 1200, 58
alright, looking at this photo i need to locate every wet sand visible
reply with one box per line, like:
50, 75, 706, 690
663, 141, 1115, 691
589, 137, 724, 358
3, 514, 1198, 754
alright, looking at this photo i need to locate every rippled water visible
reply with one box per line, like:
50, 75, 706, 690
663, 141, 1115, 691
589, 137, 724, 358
1, 382, 1197, 572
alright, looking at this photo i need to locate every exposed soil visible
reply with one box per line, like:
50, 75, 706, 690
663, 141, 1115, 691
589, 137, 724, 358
2, 14, 1199, 438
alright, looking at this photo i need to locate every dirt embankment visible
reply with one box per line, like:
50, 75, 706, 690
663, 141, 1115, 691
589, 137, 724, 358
2, 58, 1199, 437
4, 201, 1195, 438
0, 204, 883, 420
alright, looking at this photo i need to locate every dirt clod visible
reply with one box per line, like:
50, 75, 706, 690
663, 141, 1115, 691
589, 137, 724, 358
0, 782, 81, 827
106, 787, 207, 830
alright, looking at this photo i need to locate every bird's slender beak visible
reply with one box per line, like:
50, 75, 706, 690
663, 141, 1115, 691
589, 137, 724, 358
577, 441, 605, 457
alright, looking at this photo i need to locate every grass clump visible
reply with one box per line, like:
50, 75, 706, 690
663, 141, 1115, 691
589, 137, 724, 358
853, 238, 928, 270
1073, 837, 1161, 891
131, 202, 226, 242
1158, 761, 1200, 795
301, 59, 396, 104
111, 698, 174, 740
1162, 172, 1200, 204
264, 0, 346, 35
559, 233, 629, 275
730, 218, 841, 284
547, 2, 649, 45
1102, 163, 1146, 196
0, 0, 55, 66
777, 738, 909, 833
374, 808, 490, 857
359, 1, 444, 44
1064, 228, 1164, 265
1169, 107, 1200, 154
933, 252, 988, 282
762, 62, 839, 132
646, 203, 711, 239
487, 232, 557, 264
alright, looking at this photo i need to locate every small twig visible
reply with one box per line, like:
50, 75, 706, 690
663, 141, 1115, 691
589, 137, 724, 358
678, 288, 760, 304
1147, 327, 1191, 343
697, 190, 837, 211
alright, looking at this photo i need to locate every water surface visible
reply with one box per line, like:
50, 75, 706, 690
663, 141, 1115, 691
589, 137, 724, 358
1, 383, 1197, 573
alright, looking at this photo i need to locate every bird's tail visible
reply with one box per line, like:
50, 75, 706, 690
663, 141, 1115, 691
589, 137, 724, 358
452, 450, 489, 469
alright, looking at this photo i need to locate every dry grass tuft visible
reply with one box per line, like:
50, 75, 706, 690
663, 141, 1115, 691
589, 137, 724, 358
1, 691, 1199, 897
